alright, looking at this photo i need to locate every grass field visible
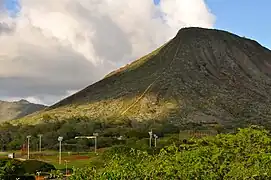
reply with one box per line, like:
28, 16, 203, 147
32, 149, 107, 169
35, 151, 100, 169
1, 149, 104, 170
0, 152, 8, 155
0, 131, 214, 170
0, 152, 8, 158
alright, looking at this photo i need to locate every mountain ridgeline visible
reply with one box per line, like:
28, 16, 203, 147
14, 27, 271, 128
0, 100, 46, 122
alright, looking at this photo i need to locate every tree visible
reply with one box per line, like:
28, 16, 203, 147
70, 126, 271, 179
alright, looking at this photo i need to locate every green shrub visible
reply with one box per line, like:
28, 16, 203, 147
102, 145, 132, 160
0, 159, 25, 176
21, 160, 56, 174
70, 126, 271, 179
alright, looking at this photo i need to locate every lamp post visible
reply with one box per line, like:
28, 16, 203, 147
93, 133, 98, 153
38, 134, 42, 153
153, 134, 158, 148
64, 160, 68, 175
58, 136, 63, 165
26, 135, 31, 159
148, 130, 152, 148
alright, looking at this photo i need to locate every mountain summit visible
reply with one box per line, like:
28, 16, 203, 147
15, 27, 271, 128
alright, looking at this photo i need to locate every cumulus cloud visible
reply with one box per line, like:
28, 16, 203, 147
0, 0, 215, 105
0, 21, 15, 35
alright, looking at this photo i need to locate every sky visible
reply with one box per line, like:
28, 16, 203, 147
206, 0, 271, 49
0, 0, 269, 105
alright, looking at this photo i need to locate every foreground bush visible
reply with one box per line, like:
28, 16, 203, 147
0, 159, 25, 178
21, 160, 56, 174
0, 159, 55, 179
70, 126, 271, 179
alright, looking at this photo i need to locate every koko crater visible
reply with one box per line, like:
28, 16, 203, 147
12, 27, 271, 129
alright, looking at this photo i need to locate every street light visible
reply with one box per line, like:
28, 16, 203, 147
38, 134, 43, 153
153, 134, 158, 148
148, 130, 152, 148
93, 133, 98, 153
58, 136, 63, 165
26, 135, 31, 159
64, 160, 69, 175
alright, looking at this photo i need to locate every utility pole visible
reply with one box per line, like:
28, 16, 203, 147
26, 135, 31, 160
38, 134, 42, 153
58, 136, 63, 165
148, 130, 152, 148
153, 134, 158, 148
64, 160, 68, 175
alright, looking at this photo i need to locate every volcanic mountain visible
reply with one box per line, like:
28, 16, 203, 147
14, 27, 271, 128
0, 99, 46, 122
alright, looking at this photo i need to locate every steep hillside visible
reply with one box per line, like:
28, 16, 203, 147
13, 27, 271, 128
0, 99, 46, 122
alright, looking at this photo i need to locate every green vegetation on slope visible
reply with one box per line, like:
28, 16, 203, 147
11, 27, 271, 131
104, 41, 168, 79
70, 126, 271, 179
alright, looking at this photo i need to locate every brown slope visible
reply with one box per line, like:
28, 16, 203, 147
17, 27, 271, 127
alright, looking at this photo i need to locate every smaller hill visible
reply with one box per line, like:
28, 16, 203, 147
0, 99, 46, 122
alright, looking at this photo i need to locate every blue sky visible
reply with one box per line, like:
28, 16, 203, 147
3, 0, 20, 17
158, 0, 271, 49
4, 0, 271, 49
206, 0, 271, 49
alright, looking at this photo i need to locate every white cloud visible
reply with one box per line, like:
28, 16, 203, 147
0, 0, 215, 105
